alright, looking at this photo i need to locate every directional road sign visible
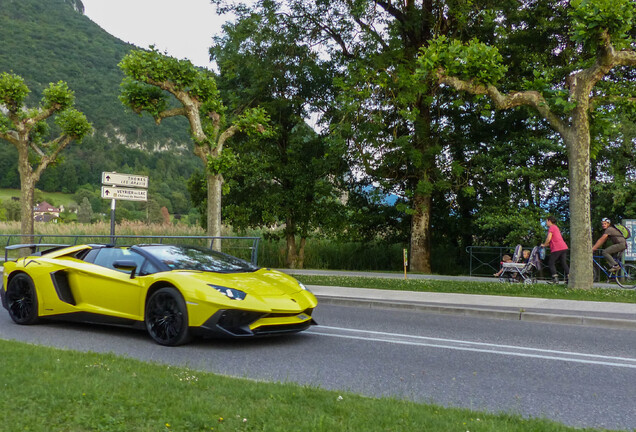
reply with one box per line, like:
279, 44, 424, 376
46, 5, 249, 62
101, 172, 149, 188
101, 186, 148, 202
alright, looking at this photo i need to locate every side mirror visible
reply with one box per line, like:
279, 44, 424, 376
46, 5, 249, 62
113, 260, 138, 279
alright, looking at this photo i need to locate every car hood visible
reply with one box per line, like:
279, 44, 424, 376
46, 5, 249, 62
167, 268, 303, 296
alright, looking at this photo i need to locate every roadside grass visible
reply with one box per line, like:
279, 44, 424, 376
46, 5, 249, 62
0, 339, 603, 432
294, 275, 636, 303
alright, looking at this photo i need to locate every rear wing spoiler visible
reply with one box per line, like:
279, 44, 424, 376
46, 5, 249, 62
3, 244, 69, 262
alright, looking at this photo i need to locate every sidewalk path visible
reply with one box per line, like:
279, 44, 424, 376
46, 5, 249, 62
282, 269, 636, 331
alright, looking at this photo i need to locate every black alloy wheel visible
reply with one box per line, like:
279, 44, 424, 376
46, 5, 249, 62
6, 273, 39, 325
145, 287, 191, 346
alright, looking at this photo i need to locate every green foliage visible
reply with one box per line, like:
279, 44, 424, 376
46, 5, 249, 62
206, 148, 237, 176
42, 80, 75, 109
119, 47, 225, 124
118, 79, 168, 118
569, 0, 635, 50
54, 108, 92, 138
417, 36, 508, 86
0, 71, 29, 110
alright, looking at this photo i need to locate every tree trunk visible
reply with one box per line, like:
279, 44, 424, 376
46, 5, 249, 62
285, 231, 298, 269
297, 237, 306, 269
410, 192, 432, 273
565, 116, 593, 290
207, 172, 223, 251
19, 175, 35, 242
17, 147, 35, 241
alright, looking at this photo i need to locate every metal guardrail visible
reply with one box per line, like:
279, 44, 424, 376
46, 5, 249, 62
466, 246, 517, 277
0, 234, 261, 265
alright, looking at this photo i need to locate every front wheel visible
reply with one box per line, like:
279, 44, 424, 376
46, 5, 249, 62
6, 273, 39, 325
616, 264, 636, 289
145, 287, 191, 346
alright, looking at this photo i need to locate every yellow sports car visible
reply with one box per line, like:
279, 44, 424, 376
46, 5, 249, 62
1, 244, 317, 346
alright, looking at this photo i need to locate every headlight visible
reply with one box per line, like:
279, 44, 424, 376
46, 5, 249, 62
298, 281, 311, 292
208, 284, 246, 301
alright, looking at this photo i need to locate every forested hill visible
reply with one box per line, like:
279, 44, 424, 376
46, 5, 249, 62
0, 0, 201, 210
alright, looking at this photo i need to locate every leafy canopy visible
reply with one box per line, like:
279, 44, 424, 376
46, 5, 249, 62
570, 0, 635, 50
417, 36, 507, 86
119, 48, 225, 136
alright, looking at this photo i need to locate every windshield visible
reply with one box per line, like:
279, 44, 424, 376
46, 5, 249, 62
140, 245, 258, 273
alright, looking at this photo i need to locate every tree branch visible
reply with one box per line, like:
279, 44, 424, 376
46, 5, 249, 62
156, 107, 187, 124
33, 135, 73, 180
435, 68, 568, 136
217, 124, 240, 151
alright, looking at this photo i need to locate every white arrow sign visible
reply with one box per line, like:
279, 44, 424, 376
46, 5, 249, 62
102, 172, 149, 188
101, 186, 148, 202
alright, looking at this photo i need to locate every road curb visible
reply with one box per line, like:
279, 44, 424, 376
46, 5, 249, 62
315, 295, 636, 331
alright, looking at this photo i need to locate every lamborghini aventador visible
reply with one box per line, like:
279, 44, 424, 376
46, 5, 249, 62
1, 244, 317, 346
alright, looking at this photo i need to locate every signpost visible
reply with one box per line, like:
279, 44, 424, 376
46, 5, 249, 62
624, 219, 636, 262
102, 172, 149, 241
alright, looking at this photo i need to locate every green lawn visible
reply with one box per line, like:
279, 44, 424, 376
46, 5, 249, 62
294, 275, 636, 303
0, 188, 76, 207
0, 339, 609, 432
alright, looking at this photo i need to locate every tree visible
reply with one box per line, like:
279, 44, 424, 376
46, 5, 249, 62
119, 48, 269, 249
77, 197, 93, 223
0, 72, 91, 237
418, 0, 636, 289
210, 6, 345, 268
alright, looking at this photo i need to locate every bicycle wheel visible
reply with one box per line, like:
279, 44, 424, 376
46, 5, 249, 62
592, 265, 600, 283
616, 264, 636, 289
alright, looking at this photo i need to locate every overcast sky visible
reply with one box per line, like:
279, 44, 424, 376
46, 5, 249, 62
80, 0, 232, 68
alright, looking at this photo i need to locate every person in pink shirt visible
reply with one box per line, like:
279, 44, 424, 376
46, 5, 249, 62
541, 215, 569, 284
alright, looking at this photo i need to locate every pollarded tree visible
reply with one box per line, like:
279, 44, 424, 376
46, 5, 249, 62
0, 72, 92, 237
418, 0, 636, 289
118, 48, 269, 247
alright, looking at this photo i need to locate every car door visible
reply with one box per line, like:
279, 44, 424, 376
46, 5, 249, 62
72, 248, 148, 320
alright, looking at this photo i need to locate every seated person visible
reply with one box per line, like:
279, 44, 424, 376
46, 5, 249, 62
522, 249, 530, 263
494, 255, 513, 277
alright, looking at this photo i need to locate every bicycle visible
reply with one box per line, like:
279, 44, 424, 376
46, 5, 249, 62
592, 252, 636, 288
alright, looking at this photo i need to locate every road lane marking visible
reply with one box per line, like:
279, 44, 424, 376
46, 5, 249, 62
306, 326, 636, 369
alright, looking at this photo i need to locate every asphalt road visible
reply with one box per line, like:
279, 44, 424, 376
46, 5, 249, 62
1, 303, 635, 430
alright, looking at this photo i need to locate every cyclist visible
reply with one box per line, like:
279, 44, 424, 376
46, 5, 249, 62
592, 217, 627, 272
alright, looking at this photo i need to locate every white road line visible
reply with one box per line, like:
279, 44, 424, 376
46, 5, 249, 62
306, 326, 636, 369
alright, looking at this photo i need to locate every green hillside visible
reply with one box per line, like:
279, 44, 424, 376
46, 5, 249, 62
0, 0, 202, 212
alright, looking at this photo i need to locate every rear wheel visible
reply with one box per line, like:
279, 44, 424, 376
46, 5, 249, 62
6, 273, 39, 325
592, 265, 600, 283
616, 264, 636, 289
145, 287, 191, 346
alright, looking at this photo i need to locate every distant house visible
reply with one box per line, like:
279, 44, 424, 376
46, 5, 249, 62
34, 201, 61, 222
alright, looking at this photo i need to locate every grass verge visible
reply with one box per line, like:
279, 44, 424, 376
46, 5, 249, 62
0, 339, 606, 432
294, 275, 636, 303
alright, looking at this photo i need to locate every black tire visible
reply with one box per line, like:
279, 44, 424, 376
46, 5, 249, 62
145, 287, 191, 346
6, 273, 39, 325
616, 264, 636, 289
